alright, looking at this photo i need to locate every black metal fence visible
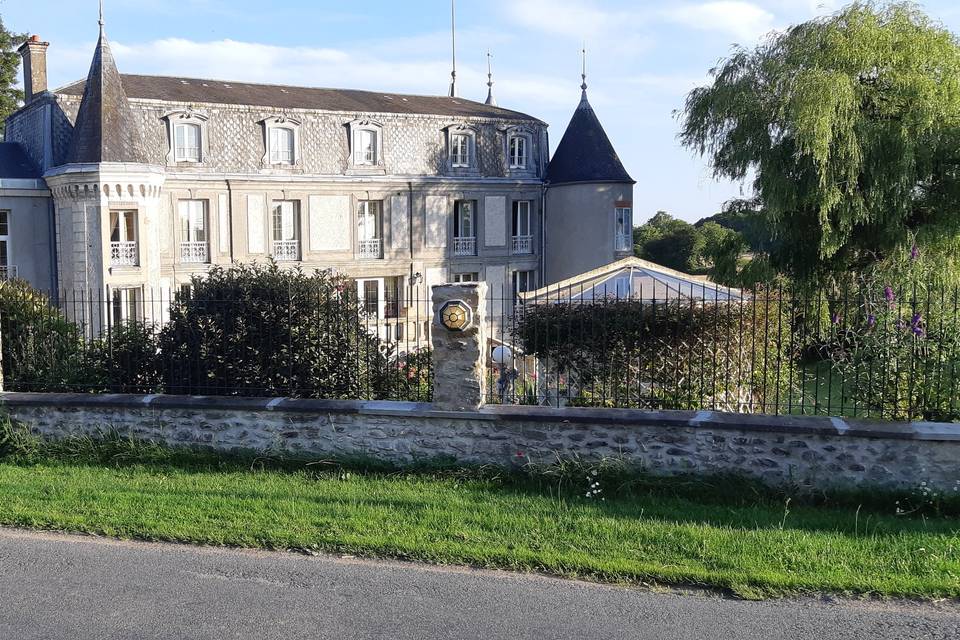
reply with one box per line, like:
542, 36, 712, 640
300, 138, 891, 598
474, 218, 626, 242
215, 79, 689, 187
2, 279, 959, 422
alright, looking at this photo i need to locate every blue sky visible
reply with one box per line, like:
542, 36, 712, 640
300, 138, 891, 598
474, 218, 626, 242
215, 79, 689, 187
5, 0, 960, 223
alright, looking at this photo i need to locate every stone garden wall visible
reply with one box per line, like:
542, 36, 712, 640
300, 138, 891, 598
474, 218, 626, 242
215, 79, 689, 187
1, 392, 958, 493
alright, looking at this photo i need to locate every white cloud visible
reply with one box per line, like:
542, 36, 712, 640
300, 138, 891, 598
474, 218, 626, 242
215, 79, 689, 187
505, 0, 620, 38
663, 2, 776, 42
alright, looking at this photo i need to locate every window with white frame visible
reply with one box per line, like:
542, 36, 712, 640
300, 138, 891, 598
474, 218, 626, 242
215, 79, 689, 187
451, 133, 471, 167
178, 200, 209, 263
109, 210, 138, 266
453, 200, 476, 256
508, 135, 527, 169
357, 201, 382, 258
271, 201, 300, 260
452, 272, 479, 283
511, 201, 532, 254
0, 211, 11, 278
174, 123, 201, 162
354, 128, 377, 165
111, 287, 142, 324
615, 206, 632, 251
513, 270, 535, 296
269, 127, 295, 164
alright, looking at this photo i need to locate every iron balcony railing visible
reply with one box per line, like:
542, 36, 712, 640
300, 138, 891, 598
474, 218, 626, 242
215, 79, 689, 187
180, 241, 209, 264
0, 265, 17, 280
358, 239, 382, 259
110, 241, 138, 266
272, 240, 300, 261
511, 235, 533, 254
453, 237, 476, 256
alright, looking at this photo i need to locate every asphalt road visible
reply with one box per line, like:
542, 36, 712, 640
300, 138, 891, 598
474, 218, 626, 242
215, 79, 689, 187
0, 528, 958, 640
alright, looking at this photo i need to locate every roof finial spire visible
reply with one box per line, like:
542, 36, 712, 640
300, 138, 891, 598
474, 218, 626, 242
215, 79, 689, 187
484, 49, 497, 106
98, 0, 105, 32
448, 0, 458, 98
580, 42, 588, 98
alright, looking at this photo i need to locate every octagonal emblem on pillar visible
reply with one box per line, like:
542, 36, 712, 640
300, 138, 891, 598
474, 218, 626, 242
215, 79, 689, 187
439, 300, 473, 331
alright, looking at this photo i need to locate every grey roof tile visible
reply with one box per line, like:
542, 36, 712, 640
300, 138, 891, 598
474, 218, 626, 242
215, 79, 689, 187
545, 93, 633, 186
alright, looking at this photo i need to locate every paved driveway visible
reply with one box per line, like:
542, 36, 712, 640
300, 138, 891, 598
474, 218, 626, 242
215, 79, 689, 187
0, 528, 957, 639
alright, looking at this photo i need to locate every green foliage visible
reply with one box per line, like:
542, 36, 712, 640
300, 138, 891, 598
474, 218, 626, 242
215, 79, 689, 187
633, 211, 705, 272
156, 262, 393, 399
0, 18, 26, 136
827, 250, 960, 421
514, 298, 794, 413
681, 2, 960, 279
0, 280, 85, 390
696, 199, 774, 254
84, 322, 162, 394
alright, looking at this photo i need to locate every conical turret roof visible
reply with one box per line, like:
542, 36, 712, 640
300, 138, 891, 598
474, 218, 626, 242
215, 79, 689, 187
66, 26, 148, 164
546, 92, 633, 186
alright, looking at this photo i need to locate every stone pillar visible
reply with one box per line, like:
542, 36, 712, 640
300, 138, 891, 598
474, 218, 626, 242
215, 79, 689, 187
431, 282, 487, 411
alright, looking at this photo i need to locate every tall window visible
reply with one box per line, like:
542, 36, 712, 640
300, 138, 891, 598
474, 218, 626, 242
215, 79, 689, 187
269, 127, 295, 164
513, 270, 535, 296
354, 129, 377, 165
615, 207, 632, 251
111, 288, 141, 324
451, 133, 470, 167
174, 123, 201, 162
178, 200, 209, 263
508, 135, 527, 169
271, 201, 300, 261
511, 201, 532, 254
452, 200, 476, 257
0, 211, 10, 278
357, 201, 382, 258
110, 210, 138, 266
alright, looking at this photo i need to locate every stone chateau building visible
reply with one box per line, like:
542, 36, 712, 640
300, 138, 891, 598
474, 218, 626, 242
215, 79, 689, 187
1, 20, 634, 341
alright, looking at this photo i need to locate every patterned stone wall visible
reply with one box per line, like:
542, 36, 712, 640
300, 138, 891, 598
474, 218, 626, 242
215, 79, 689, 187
2, 394, 958, 493
8, 93, 544, 178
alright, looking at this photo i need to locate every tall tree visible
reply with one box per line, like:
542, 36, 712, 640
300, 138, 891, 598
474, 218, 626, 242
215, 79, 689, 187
680, 2, 960, 279
0, 15, 25, 136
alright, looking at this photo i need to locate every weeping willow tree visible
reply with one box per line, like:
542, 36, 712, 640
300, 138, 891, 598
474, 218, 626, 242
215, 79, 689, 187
681, 2, 960, 283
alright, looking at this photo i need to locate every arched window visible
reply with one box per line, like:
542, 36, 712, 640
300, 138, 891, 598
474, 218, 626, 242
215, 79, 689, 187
508, 135, 527, 169
174, 123, 201, 162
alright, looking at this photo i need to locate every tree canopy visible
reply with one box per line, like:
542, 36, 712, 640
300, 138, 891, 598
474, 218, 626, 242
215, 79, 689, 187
680, 2, 960, 279
0, 16, 25, 135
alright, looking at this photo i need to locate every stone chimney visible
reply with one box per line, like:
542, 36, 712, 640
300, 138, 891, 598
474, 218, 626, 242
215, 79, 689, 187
17, 35, 50, 103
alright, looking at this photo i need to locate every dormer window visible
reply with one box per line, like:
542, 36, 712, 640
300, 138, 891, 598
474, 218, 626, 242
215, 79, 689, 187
175, 123, 201, 162
508, 135, 527, 169
451, 134, 470, 167
347, 120, 384, 171
163, 110, 209, 165
261, 116, 302, 167
270, 127, 295, 164
355, 129, 377, 165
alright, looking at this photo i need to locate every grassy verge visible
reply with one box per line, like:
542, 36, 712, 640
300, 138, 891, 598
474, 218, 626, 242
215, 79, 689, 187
0, 424, 958, 599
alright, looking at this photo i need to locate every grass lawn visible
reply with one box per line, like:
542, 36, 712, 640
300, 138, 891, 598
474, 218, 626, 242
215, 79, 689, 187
0, 430, 957, 600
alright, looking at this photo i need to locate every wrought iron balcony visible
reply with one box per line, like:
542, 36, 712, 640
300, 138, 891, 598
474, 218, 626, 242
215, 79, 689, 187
0, 265, 17, 280
452, 237, 476, 256
358, 238, 382, 259
615, 234, 632, 252
180, 241, 209, 264
110, 241, 138, 267
511, 235, 533, 254
272, 240, 300, 262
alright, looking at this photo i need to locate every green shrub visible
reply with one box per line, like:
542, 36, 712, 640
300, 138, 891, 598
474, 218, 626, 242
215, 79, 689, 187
156, 262, 393, 399
514, 295, 794, 412
83, 321, 162, 394
0, 280, 86, 391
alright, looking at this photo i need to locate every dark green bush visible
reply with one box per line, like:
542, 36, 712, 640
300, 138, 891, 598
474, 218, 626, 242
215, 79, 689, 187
156, 262, 393, 399
83, 321, 162, 394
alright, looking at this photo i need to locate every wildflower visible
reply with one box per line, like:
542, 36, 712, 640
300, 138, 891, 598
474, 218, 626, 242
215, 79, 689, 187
831, 312, 841, 325
884, 286, 895, 303
910, 245, 920, 261
911, 312, 925, 337
866, 314, 876, 328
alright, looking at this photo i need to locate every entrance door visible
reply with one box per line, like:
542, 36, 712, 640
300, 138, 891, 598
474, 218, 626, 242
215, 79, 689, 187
356, 277, 386, 319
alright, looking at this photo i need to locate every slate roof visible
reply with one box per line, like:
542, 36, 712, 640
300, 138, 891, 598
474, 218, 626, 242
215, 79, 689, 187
65, 28, 150, 164
0, 143, 41, 179
57, 74, 542, 123
545, 92, 634, 186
